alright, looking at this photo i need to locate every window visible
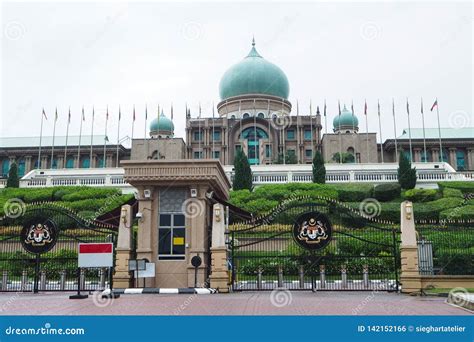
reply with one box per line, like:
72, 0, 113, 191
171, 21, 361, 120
287, 129, 295, 140
257, 112, 265, 118
456, 150, 466, 171
81, 158, 90, 168
158, 214, 186, 260
421, 150, 431, 163
304, 129, 312, 140
213, 150, 220, 159
193, 151, 203, 159
265, 145, 272, 158
305, 149, 312, 158
1, 160, 10, 177
66, 157, 74, 168
243, 113, 250, 119
18, 159, 25, 177
213, 130, 221, 141
231, 115, 236, 119
97, 157, 105, 168
440, 148, 449, 163
51, 159, 58, 169
193, 131, 202, 141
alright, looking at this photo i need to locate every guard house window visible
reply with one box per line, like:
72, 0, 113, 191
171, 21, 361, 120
287, 129, 295, 140
213, 150, 220, 159
304, 129, 312, 140
212, 130, 221, 141
158, 214, 186, 260
257, 112, 265, 118
193, 131, 202, 141
305, 149, 312, 158
243, 113, 250, 119
265, 145, 272, 158
193, 151, 203, 159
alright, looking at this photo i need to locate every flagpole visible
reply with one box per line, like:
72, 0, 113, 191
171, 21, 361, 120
157, 104, 160, 158
145, 105, 149, 159
378, 100, 384, 163
281, 98, 286, 165
103, 105, 108, 168
351, 100, 357, 163
239, 100, 242, 147
253, 99, 257, 164
309, 100, 313, 160
421, 98, 427, 162
212, 102, 215, 159
323, 100, 327, 162
64, 107, 71, 167
364, 100, 369, 163
90, 107, 94, 168
78, 106, 84, 167
435, 98, 443, 162
131, 105, 135, 141
51, 108, 58, 169
392, 99, 398, 162
38, 108, 46, 169
116, 105, 121, 167
296, 100, 300, 164
406, 98, 413, 162
198, 103, 201, 158
267, 99, 271, 164
338, 100, 342, 164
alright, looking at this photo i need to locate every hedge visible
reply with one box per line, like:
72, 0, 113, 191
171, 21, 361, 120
438, 181, 474, 195
439, 205, 474, 221
373, 183, 401, 202
442, 188, 464, 199
334, 184, 374, 202
402, 188, 438, 202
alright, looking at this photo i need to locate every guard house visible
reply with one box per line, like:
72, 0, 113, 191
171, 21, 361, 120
120, 159, 230, 289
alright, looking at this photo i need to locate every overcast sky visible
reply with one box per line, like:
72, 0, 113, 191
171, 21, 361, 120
1, 1, 472, 146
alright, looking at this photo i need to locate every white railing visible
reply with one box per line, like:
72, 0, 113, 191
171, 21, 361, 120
0, 163, 472, 191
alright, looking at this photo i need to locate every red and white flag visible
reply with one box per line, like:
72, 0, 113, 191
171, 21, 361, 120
430, 99, 438, 111
78, 243, 113, 268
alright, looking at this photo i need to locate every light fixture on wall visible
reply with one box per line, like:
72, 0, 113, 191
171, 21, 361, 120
190, 188, 197, 198
143, 189, 151, 199
121, 207, 128, 224
405, 202, 413, 220
215, 206, 221, 222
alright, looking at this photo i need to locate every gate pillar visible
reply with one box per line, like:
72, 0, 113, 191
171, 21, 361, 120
209, 203, 230, 293
400, 201, 422, 293
113, 204, 134, 288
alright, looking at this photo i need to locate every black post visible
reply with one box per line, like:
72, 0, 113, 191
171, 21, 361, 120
33, 253, 40, 294
69, 267, 88, 299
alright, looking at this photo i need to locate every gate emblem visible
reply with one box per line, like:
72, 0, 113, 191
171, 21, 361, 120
21, 219, 58, 254
293, 212, 332, 250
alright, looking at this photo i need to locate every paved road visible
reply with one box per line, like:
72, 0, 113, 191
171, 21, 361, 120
0, 291, 470, 316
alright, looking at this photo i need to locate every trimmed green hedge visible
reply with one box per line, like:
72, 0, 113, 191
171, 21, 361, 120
374, 183, 401, 202
438, 182, 474, 194
442, 188, 464, 199
402, 188, 438, 202
334, 184, 374, 202
440, 205, 474, 221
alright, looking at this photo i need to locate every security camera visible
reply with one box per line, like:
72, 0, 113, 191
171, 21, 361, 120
136, 212, 143, 219
143, 189, 151, 198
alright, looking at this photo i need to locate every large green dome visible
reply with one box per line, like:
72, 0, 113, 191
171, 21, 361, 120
150, 111, 174, 133
219, 40, 290, 100
333, 105, 359, 130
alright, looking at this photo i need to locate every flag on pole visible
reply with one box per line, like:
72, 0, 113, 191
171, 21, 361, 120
133, 106, 136, 121
377, 100, 380, 116
118, 106, 121, 121
338, 100, 341, 115
323, 100, 327, 116
55, 108, 58, 121
421, 98, 424, 114
68, 108, 71, 123
171, 103, 174, 121
406, 98, 410, 115
430, 99, 438, 111
351, 101, 355, 115
364, 100, 368, 115
42, 108, 47, 120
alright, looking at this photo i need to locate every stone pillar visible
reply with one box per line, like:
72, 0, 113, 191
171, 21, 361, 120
467, 148, 474, 171
57, 156, 64, 169
136, 188, 155, 287
209, 203, 229, 292
448, 148, 457, 170
431, 148, 439, 163
400, 201, 421, 293
73, 155, 80, 168
113, 204, 134, 289
25, 156, 32, 173
413, 148, 421, 163
91, 154, 97, 168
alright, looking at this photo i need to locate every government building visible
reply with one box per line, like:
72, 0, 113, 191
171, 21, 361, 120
1, 39, 473, 184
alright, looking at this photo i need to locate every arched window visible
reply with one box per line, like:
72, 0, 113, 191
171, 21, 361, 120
51, 159, 58, 169
18, 158, 25, 177
456, 150, 466, 170
243, 113, 250, 119
65, 157, 74, 169
81, 157, 90, 168
238, 127, 269, 165
231, 115, 236, 120
257, 112, 265, 118
1, 160, 10, 177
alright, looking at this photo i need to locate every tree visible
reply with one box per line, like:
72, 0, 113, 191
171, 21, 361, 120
6, 162, 19, 188
312, 151, 326, 184
233, 149, 253, 191
397, 151, 417, 189
331, 152, 355, 163
275, 152, 297, 165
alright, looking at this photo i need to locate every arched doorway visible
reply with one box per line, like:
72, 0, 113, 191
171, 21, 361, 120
238, 127, 268, 165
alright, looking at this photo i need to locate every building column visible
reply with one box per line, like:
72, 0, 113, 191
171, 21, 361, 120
136, 187, 155, 287
57, 156, 64, 169
467, 148, 474, 170
431, 148, 439, 163
113, 204, 134, 288
448, 148, 457, 169
209, 203, 229, 292
413, 148, 421, 163
24, 156, 32, 173
91, 154, 97, 168
41, 156, 49, 169
106, 154, 113, 168
400, 201, 421, 293
73, 155, 79, 168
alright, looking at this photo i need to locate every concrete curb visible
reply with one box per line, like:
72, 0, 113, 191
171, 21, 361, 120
102, 288, 217, 295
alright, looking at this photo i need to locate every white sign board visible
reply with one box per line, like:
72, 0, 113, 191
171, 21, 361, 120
78, 243, 114, 268
134, 262, 155, 278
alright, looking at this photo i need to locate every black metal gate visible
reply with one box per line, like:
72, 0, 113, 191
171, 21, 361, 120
0, 203, 117, 292
230, 197, 400, 291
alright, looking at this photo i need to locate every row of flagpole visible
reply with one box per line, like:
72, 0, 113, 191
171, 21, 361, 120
37, 98, 442, 169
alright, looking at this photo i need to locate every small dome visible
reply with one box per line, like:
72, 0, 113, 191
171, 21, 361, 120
150, 111, 174, 135
219, 39, 290, 100
333, 105, 359, 131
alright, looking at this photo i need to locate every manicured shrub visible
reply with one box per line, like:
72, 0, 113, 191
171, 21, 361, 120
233, 149, 253, 191
402, 188, 438, 202
23, 188, 56, 202
440, 205, 474, 221
6, 163, 19, 188
61, 187, 120, 202
312, 151, 326, 184
336, 184, 374, 202
437, 249, 473, 275
442, 188, 464, 199
398, 151, 417, 189
438, 181, 474, 195
374, 183, 401, 202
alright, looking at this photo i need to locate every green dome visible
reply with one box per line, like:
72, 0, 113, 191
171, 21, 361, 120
150, 111, 174, 133
219, 39, 290, 100
333, 106, 359, 130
